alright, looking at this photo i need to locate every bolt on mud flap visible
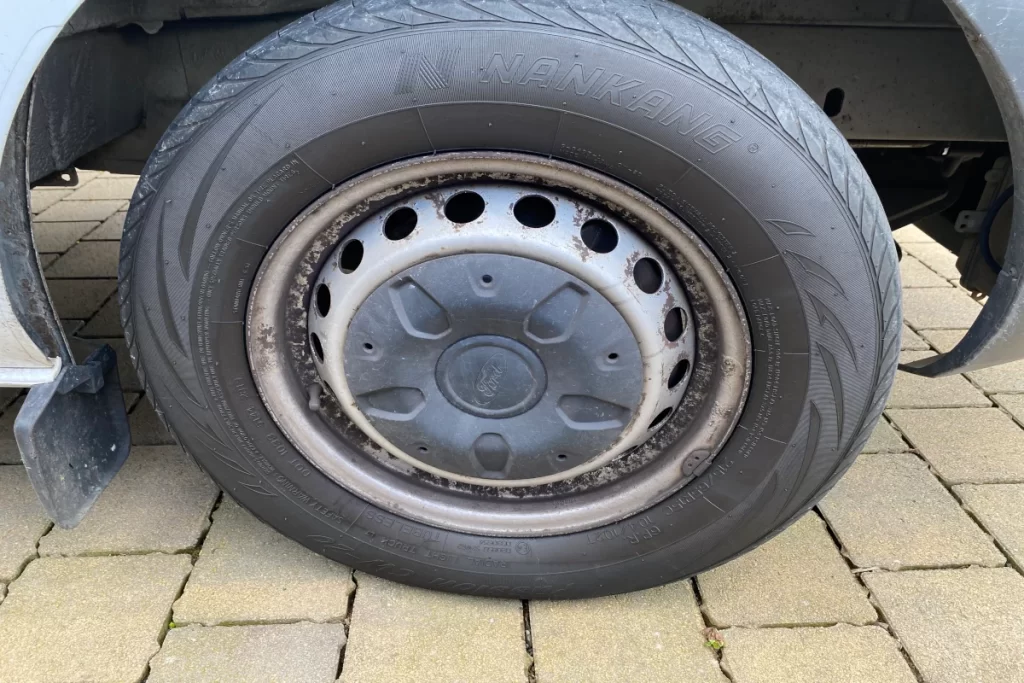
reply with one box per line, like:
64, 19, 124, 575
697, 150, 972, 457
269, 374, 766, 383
13, 344, 131, 528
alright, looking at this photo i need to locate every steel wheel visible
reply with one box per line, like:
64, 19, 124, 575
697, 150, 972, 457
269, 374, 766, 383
248, 153, 750, 536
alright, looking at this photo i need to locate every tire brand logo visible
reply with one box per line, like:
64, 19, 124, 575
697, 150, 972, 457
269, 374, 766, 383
480, 53, 743, 154
474, 352, 508, 404
395, 49, 460, 94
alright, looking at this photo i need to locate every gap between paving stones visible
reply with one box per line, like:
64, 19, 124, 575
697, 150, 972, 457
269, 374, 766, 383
141, 491, 222, 681
336, 571, 361, 682
951, 491, 1024, 575
814, 508, 928, 682
871, 419, 1017, 567
691, 578, 736, 682
522, 600, 538, 683
0, 468, 53, 593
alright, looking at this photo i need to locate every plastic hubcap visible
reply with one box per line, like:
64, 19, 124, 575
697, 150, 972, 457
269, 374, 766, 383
435, 335, 547, 419
340, 253, 644, 481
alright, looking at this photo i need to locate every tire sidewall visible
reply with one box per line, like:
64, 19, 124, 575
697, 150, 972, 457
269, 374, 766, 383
128, 19, 885, 597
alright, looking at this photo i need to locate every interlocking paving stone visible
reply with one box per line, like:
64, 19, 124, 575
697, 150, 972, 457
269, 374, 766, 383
149, 623, 346, 683
893, 224, 934, 244
84, 210, 127, 240
955, 483, 1024, 568
530, 580, 725, 683
888, 351, 989, 408
819, 453, 1003, 569
865, 568, 1024, 683
79, 296, 123, 337
45, 240, 120, 278
995, 393, 1024, 424
922, 329, 1024, 394
173, 499, 354, 625
34, 199, 126, 223
38, 447, 217, 556
29, 188, 72, 214
67, 176, 137, 201
47, 278, 116, 318
900, 255, 951, 288
31, 221, 99, 252
902, 288, 982, 329
0, 467, 51, 581
721, 624, 917, 683
0, 555, 191, 683
902, 241, 961, 279
342, 573, 526, 683
900, 325, 929, 350
62, 318, 85, 336
130, 398, 175, 445
863, 419, 908, 453
106, 337, 143, 392
697, 514, 876, 627
888, 408, 1024, 483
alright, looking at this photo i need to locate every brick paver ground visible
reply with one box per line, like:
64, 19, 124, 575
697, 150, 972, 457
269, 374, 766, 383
0, 178, 1021, 681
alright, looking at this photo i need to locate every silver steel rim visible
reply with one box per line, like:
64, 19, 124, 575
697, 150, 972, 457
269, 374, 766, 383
307, 183, 695, 487
247, 153, 751, 537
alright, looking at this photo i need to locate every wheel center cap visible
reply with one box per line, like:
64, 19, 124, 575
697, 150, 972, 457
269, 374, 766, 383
435, 335, 547, 418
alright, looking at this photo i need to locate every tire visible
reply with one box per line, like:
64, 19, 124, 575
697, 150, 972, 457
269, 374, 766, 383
119, 0, 900, 598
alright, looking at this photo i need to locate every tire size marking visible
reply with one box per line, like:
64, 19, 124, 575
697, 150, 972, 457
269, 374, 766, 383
364, 509, 444, 544
738, 297, 783, 460
586, 515, 661, 545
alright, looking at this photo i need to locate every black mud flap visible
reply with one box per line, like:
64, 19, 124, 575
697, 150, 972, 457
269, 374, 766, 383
14, 345, 131, 528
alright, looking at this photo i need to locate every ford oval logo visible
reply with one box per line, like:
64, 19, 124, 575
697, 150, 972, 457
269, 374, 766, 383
474, 352, 508, 404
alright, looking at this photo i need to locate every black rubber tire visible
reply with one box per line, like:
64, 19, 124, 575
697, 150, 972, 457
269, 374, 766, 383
119, 0, 900, 598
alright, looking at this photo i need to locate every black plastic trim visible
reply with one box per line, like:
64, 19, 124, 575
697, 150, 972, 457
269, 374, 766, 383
905, 0, 1024, 376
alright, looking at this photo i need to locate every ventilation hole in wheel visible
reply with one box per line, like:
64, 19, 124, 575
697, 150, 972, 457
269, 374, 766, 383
383, 207, 417, 240
513, 195, 556, 228
444, 192, 485, 223
310, 333, 324, 362
607, 352, 619, 362
823, 87, 845, 117
580, 219, 618, 253
481, 274, 493, 285
315, 284, 331, 317
668, 359, 690, 389
633, 258, 664, 293
417, 445, 429, 453
340, 240, 364, 273
363, 342, 374, 353
556, 453, 568, 461
649, 407, 673, 430
664, 307, 685, 342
